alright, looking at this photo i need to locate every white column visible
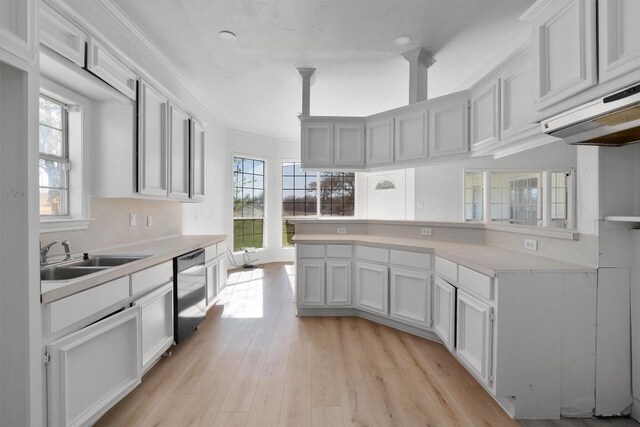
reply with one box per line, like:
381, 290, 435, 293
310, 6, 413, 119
402, 47, 435, 104
297, 68, 316, 117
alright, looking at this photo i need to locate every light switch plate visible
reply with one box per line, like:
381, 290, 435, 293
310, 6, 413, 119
146, 215, 152, 227
420, 228, 432, 236
524, 239, 538, 251
337, 227, 347, 234
129, 213, 136, 227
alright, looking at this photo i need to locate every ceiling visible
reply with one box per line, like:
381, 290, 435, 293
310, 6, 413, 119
112, 0, 535, 138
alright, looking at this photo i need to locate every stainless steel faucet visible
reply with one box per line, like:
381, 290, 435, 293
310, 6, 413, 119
40, 241, 58, 266
61, 240, 71, 260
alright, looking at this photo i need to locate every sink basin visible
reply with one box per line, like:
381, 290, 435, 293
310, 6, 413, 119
67, 254, 150, 267
41, 266, 110, 281
41, 254, 150, 281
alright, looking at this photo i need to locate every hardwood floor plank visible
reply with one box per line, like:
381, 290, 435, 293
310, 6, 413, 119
97, 263, 581, 427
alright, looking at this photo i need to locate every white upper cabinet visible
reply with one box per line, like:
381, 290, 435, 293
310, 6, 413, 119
191, 120, 206, 200
39, 3, 85, 67
471, 79, 500, 150
428, 93, 470, 158
500, 52, 535, 139
523, 0, 597, 110
0, 0, 35, 62
334, 121, 365, 167
301, 120, 333, 168
395, 108, 427, 161
86, 38, 137, 100
168, 103, 190, 200
598, 0, 640, 83
138, 79, 169, 197
365, 117, 394, 166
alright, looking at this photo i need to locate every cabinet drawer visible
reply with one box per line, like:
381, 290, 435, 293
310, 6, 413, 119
355, 246, 389, 264
131, 261, 173, 296
46, 276, 130, 335
327, 245, 352, 258
390, 250, 432, 269
458, 265, 493, 301
298, 245, 325, 258
436, 256, 458, 282
204, 244, 218, 262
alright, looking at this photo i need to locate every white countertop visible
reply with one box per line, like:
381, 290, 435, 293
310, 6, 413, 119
292, 234, 595, 276
41, 234, 226, 304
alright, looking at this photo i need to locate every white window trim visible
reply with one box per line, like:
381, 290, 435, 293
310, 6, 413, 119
39, 78, 91, 233
463, 167, 576, 233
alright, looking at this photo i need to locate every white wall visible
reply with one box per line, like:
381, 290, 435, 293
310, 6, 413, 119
225, 129, 300, 265
414, 142, 578, 223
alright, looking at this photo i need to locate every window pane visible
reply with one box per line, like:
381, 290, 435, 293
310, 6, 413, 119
281, 161, 319, 246
39, 188, 68, 216
254, 160, 264, 176
39, 159, 66, 188
464, 172, 483, 221
282, 219, 295, 247
283, 176, 294, 189
39, 97, 63, 129
283, 162, 294, 176
490, 172, 542, 227
39, 125, 64, 156
320, 172, 355, 217
242, 158, 254, 174
233, 218, 264, 251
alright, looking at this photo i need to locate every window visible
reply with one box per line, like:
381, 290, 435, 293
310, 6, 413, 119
233, 156, 265, 252
320, 172, 355, 216
282, 162, 317, 247
281, 164, 356, 247
464, 169, 573, 229
39, 96, 69, 216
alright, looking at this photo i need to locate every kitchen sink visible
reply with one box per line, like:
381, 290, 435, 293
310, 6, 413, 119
41, 266, 110, 281
41, 254, 150, 281
67, 254, 150, 267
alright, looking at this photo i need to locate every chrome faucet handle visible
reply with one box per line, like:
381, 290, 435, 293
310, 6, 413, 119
61, 240, 71, 260
40, 241, 59, 265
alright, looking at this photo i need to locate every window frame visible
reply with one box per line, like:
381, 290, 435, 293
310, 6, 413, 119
463, 168, 576, 231
280, 161, 357, 248
232, 154, 266, 253
39, 94, 71, 218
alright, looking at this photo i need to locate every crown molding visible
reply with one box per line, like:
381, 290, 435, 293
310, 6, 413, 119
469, 42, 532, 93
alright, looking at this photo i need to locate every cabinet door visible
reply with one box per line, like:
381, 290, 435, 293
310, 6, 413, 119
217, 255, 227, 294
0, 0, 35, 63
138, 80, 169, 197
86, 38, 137, 100
433, 276, 456, 351
190, 120, 205, 200
389, 267, 431, 328
598, 0, 640, 83
456, 290, 493, 386
500, 55, 535, 139
395, 110, 427, 161
327, 260, 351, 306
366, 117, 394, 166
355, 261, 388, 316
530, 0, 597, 110
168, 104, 190, 200
298, 259, 325, 306
471, 79, 500, 151
47, 306, 141, 427
428, 98, 469, 157
301, 122, 333, 168
334, 122, 364, 167
206, 261, 218, 306
39, 3, 85, 66
133, 283, 174, 373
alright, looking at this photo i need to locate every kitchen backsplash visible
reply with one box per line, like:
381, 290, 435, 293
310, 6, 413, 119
41, 198, 182, 256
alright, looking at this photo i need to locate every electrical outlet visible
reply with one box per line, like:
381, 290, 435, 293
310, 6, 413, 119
146, 215, 152, 227
129, 213, 136, 226
524, 239, 538, 251
337, 227, 347, 234
420, 228, 432, 236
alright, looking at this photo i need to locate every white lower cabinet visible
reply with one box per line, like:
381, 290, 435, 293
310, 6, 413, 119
433, 276, 456, 351
355, 261, 389, 316
298, 259, 325, 306
47, 306, 141, 427
326, 260, 351, 306
389, 267, 431, 328
133, 283, 174, 373
456, 289, 493, 387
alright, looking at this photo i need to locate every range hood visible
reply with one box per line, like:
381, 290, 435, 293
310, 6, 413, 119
542, 83, 640, 146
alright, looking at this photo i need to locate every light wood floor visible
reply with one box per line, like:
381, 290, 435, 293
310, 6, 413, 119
96, 263, 637, 427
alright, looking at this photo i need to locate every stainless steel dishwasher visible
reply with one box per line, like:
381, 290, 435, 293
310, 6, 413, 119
173, 249, 206, 344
